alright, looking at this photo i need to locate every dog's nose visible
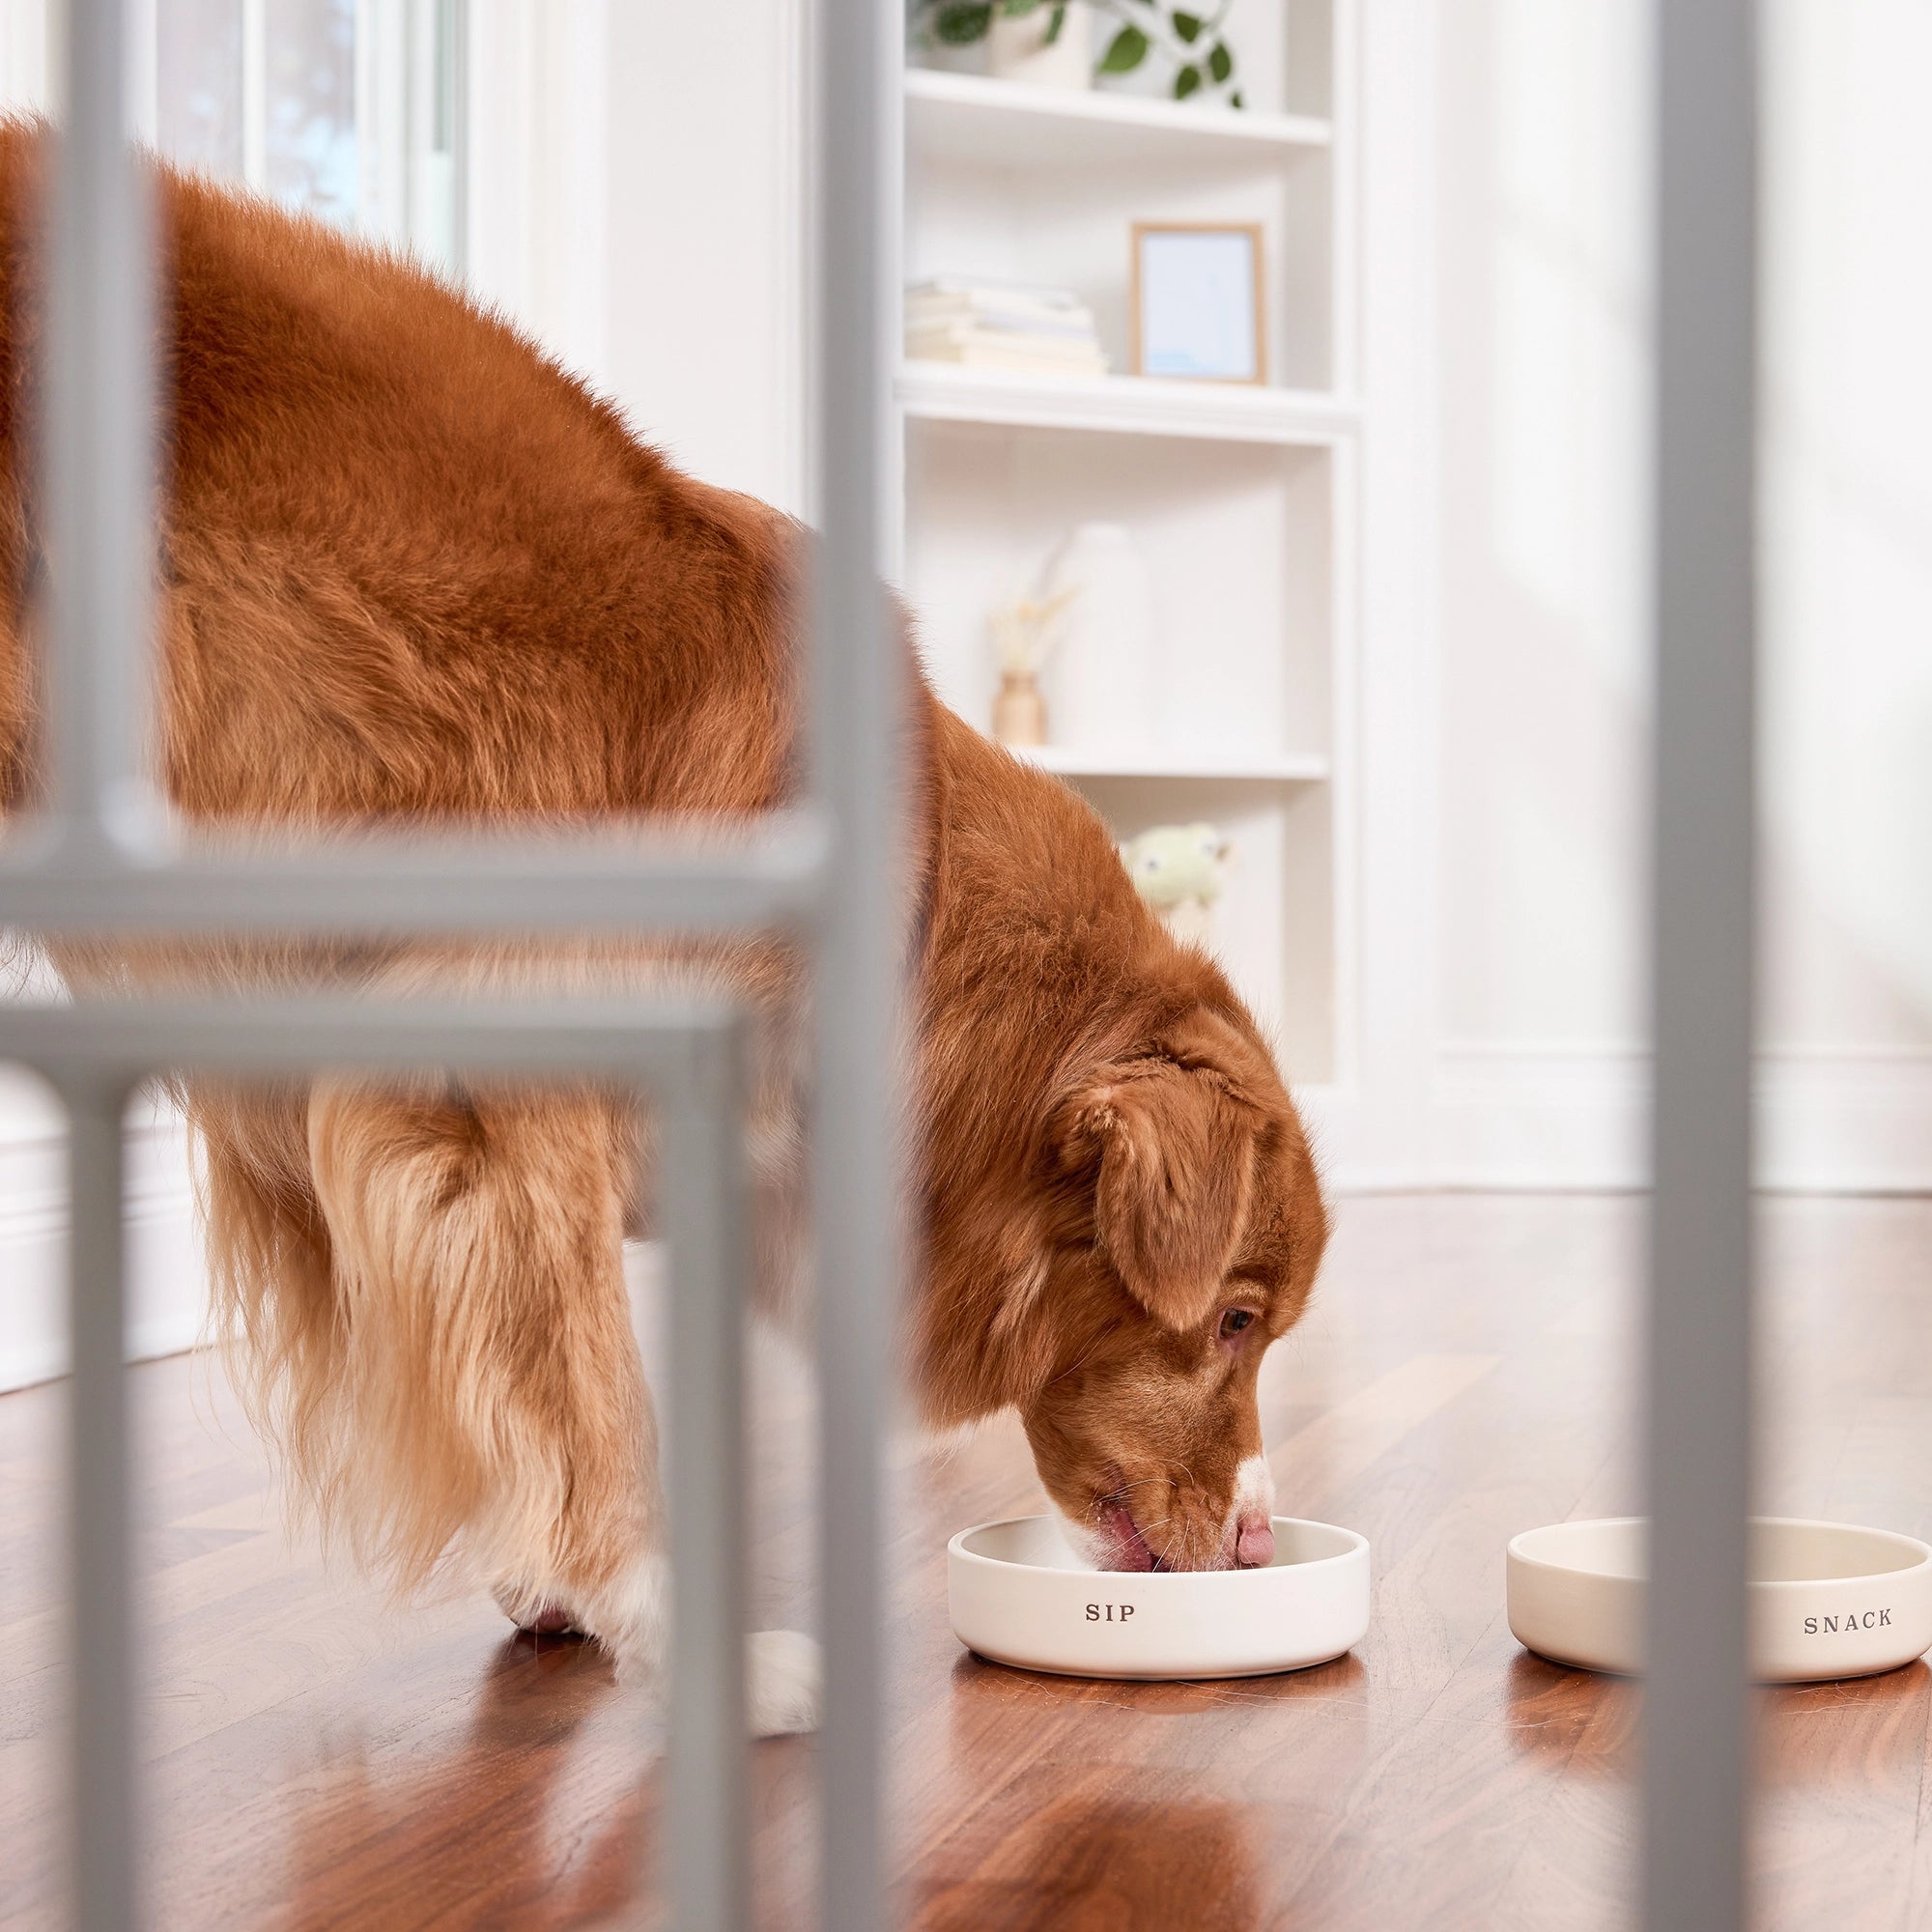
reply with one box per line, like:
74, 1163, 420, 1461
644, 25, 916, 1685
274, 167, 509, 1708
1236, 1513, 1274, 1567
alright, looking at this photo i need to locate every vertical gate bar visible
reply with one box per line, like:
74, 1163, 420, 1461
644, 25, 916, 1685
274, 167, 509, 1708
659, 1043, 750, 1930
813, 3, 899, 1931
62, 1076, 137, 1932
444, 0, 469, 279
1642, 1, 1759, 1928
49, 0, 154, 845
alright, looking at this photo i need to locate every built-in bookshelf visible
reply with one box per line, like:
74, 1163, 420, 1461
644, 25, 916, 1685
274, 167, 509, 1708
895, 3, 1356, 1085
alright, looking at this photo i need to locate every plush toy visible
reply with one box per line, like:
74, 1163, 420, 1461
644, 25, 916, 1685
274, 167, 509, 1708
1119, 821, 1232, 946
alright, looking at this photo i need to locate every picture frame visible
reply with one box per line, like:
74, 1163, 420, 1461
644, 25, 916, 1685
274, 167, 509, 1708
1129, 221, 1266, 385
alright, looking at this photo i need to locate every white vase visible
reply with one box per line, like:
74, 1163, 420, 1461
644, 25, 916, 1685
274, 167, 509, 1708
1042, 522, 1158, 753
987, 2, 1095, 89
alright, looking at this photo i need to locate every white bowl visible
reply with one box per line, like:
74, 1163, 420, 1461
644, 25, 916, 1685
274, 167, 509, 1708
1507, 1516, 1932, 1683
948, 1514, 1370, 1681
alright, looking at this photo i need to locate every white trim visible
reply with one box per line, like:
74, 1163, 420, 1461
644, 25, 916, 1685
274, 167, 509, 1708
125, 0, 157, 143
1328, 0, 1361, 403
784, 0, 815, 522
241, 0, 268, 189
461, 0, 607, 381
1426, 1042, 1647, 1191
896, 361, 1358, 446
1323, 1042, 1932, 1197
1302, 0, 1439, 1179
1758, 1048, 1932, 1195
355, 0, 410, 242
0, 0, 52, 115
1013, 746, 1330, 782
904, 67, 1332, 168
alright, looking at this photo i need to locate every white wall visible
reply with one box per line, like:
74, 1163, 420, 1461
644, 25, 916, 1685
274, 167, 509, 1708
1425, 0, 1932, 1190
596, 0, 809, 515
1759, 2, 1932, 1061
1754, 0, 1932, 1189
1434, 0, 1650, 1054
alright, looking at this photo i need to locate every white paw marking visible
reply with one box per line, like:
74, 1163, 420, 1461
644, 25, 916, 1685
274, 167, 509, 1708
588, 1551, 671, 1679
747, 1628, 822, 1737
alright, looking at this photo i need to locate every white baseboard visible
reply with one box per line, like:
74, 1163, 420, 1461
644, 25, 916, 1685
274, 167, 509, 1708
1428, 1044, 1647, 1191
1756, 1047, 1932, 1193
1417, 1042, 1932, 1195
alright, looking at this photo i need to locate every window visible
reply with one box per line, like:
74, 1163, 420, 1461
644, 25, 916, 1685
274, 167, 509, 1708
144, 0, 465, 270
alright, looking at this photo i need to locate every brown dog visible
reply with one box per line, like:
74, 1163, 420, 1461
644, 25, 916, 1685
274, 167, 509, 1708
0, 128, 1327, 1729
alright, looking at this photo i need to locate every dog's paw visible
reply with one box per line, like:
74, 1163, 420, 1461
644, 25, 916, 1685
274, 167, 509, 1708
492, 1581, 582, 1636
748, 1628, 822, 1737
494, 1553, 669, 1676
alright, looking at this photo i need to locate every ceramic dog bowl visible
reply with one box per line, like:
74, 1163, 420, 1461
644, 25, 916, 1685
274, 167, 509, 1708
1507, 1516, 1932, 1683
948, 1514, 1370, 1681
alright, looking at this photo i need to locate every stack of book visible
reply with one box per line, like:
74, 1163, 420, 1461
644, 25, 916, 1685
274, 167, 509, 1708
904, 279, 1109, 378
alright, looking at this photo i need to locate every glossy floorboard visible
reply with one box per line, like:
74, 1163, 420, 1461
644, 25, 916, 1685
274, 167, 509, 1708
3, 1193, 1928, 1929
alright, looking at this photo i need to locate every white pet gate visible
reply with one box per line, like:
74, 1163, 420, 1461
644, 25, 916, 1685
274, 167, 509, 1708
1, 1, 1760, 1926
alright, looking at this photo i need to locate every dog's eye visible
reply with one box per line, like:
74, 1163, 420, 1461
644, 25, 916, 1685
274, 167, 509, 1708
1218, 1307, 1257, 1339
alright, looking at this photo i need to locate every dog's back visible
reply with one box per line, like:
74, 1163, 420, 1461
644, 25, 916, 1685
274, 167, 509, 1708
0, 116, 801, 831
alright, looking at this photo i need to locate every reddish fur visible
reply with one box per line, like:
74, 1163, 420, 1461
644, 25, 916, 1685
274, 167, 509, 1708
0, 125, 1327, 1651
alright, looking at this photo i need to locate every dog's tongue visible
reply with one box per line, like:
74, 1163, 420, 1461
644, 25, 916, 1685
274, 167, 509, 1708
1100, 1499, 1158, 1572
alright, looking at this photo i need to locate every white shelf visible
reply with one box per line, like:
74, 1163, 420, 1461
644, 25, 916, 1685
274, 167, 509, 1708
897, 361, 1355, 446
899, 10, 1350, 1086
906, 69, 1331, 171
1011, 747, 1330, 783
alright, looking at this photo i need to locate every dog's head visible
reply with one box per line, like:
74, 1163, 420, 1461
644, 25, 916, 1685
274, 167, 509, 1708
1013, 1006, 1325, 1573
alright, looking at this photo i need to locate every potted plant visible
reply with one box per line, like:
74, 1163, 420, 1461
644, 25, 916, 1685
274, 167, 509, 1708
910, 0, 1244, 107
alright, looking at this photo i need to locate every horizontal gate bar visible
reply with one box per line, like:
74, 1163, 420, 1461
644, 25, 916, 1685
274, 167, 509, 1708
0, 995, 746, 1084
0, 811, 829, 938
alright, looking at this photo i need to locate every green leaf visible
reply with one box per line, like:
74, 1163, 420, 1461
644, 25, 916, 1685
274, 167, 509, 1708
1174, 62, 1202, 99
1044, 2, 1066, 43
1098, 22, 1149, 71
1208, 40, 1232, 82
933, 0, 992, 43
1172, 10, 1203, 42
1230, 89, 1244, 109
1000, 0, 1041, 15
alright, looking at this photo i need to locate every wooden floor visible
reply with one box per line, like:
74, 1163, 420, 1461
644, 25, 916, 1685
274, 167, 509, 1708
3, 1192, 1930, 1929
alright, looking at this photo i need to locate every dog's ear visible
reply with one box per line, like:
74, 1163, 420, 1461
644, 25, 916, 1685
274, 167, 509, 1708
1052, 1013, 1264, 1331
